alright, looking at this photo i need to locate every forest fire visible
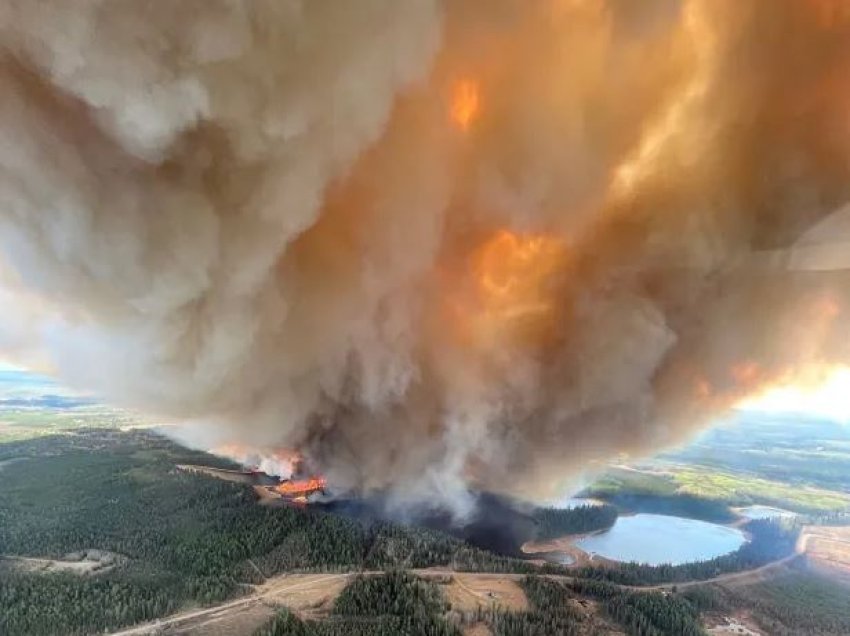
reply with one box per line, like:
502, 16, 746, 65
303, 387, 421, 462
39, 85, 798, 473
449, 78, 480, 132
276, 476, 327, 499
3, 1, 850, 510
207, 443, 326, 503
210, 444, 300, 480
450, 229, 567, 349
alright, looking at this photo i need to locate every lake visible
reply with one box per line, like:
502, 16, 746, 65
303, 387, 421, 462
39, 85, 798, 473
575, 513, 747, 565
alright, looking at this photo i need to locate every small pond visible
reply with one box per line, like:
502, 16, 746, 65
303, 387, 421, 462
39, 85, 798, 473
575, 513, 747, 565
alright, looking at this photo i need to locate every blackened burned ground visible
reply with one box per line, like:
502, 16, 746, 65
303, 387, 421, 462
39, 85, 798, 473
319, 491, 538, 558
0, 429, 541, 636
2, 428, 849, 636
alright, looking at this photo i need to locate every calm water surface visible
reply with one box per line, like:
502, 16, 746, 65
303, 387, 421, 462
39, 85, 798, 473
576, 513, 746, 565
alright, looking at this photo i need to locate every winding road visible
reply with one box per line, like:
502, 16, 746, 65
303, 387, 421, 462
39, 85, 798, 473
106, 533, 813, 636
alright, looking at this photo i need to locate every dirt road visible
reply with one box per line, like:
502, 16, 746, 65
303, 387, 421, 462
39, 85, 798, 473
107, 530, 819, 635
108, 573, 354, 636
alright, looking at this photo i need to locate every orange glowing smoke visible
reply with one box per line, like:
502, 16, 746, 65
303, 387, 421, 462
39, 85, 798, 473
808, 0, 850, 28
450, 78, 481, 132
276, 476, 327, 498
462, 229, 567, 347
210, 443, 301, 476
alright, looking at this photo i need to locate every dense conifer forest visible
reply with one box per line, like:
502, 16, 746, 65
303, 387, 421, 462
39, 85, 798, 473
682, 566, 850, 635
2, 429, 846, 636
0, 431, 531, 635
533, 504, 618, 540
254, 572, 459, 636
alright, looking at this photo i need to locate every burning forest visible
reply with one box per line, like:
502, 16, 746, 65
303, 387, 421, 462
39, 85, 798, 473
2, 1, 850, 515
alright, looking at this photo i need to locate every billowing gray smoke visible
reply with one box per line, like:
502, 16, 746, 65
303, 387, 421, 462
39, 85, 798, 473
2, 0, 850, 512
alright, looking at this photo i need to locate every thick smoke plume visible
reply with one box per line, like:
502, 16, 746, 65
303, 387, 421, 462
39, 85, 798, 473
2, 0, 850, 511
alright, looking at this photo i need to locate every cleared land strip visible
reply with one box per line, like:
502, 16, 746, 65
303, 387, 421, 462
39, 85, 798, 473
106, 545, 809, 636
108, 573, 354, 636
107, 527, 828, 635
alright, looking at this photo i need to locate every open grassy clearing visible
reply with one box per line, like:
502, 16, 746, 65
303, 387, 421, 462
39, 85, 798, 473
585, 464, 850, 516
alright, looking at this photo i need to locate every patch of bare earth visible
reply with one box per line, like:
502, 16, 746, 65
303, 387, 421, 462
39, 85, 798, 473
705, 611, 764, 635
109, 572, 355, 636
259, 573, 353, 619
435, 573, 528, 612
521, 534, 613, 568
173, 603, 276, 636
3, 549, 126, 576
802, 525, 850, 582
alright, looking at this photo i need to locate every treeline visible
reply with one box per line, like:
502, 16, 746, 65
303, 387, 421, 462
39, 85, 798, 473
0, 569, 183, 636
565, 579, 705, 636
808, 511, 850, 526
683, 568, 850, 635
586, 491, 735, 523
573, 519, 798, 586
0, 431, 536, 635
533, 504, 618, 540
470, 576, 705, 636
254, 572, 459, 636
486, 576, 589, 635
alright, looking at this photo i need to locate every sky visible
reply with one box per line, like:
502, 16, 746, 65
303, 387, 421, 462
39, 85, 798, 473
2, 360, 848, 424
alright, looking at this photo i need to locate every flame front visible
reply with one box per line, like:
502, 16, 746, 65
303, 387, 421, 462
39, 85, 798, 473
450, 78, 481, 132
276, 476, 327, 498
460, 230, 567, 349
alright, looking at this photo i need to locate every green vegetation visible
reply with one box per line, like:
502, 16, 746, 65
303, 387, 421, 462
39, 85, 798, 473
683, 567, 850, 635
566, 579, 705, 636
254, 573, 459, 636
254, 609, 312, 636
671, 467, 850, 514
0, 405, 143, 443
581, 468, 736, 523
331, 571, 457, 634
0, 430, 531, 635
482, 576, 589, 635
573, 519, 799, 586
665, 415, 850, 495
0, 569, 181, 635
533, 504, 618, 540
583, 463, 850, 518
477, 576, 705, 636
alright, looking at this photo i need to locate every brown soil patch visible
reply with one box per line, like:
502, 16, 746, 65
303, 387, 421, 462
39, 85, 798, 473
2, 551, 125, 576
439, 573, 528, 612
705, 611, 764, 635
259, 573, 353, 618
522, 534, 615, 567
801, 525, 850, 582
173, 603, 276, 636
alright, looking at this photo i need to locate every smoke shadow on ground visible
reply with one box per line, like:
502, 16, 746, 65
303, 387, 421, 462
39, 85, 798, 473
318, 491, 539, 558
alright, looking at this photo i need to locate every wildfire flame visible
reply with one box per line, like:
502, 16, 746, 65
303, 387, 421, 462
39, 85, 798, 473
450, 78, 481, 132
276, 476, 327, 498
459, 229, 567, 348
611, 0, 715, 198
210, 443, 301, 478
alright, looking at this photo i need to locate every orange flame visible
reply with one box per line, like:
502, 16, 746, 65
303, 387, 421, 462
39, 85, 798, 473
276, 476, 326, 498
458, 229, 567, 348
450, 78, 481, 132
